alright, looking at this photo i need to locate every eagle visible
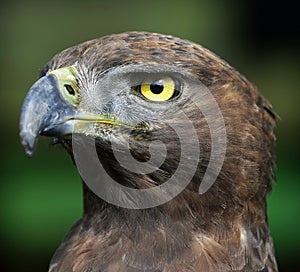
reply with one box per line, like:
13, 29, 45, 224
19, 32, 278, 272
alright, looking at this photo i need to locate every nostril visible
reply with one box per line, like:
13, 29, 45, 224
64, 84, 75, 96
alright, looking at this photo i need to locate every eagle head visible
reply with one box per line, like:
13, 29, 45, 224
20, 32, 278, 272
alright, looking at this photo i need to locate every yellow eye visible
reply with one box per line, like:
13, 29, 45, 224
139, 77, 180, 102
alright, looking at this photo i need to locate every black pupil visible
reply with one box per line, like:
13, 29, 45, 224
150, 80, 164, 94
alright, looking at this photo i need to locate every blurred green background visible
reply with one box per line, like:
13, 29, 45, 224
0, 0, 299, 271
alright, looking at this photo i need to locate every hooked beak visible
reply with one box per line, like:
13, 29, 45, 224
20, 67, 148, 158
19, 74, 77, 157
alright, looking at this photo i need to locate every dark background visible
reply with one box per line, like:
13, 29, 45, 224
0, 0, 299, 271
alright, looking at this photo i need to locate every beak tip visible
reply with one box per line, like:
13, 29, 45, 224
20, 131, 37, 157
24, 149, 35, 158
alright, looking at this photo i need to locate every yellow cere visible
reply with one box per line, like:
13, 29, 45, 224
48, 66, 79, 105
140, 77, 176, 102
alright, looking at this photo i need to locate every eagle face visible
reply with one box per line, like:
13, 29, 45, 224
20, 32, 278, 271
